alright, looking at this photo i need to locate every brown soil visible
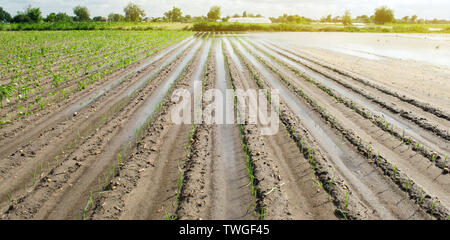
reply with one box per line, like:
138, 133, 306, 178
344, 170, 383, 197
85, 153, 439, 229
2, 33, 448, 220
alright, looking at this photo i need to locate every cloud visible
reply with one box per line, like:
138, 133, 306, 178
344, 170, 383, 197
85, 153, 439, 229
2, 0, 449, 19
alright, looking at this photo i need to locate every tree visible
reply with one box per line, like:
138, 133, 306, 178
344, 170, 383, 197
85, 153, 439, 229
356, 15, 370, 23
25, 6, 42, 23
93, 16, 106, 22
342, 10, 352, 25
12, 6, 42, 23
124, 2, 146, 22
73, 6, 90, 21
46, 13, 57, 22
12, 14, 31, 23
410, 15, 417, 23
0, 7, 12, 23
46, 12, 72, 22
232, 13, 240, 18
373, 6, 394, 25
163, 7, 182, 22
207, 6, 221, 21
401, 16, 409, 23
242, 11, 247, 17
108, 13, 124, 22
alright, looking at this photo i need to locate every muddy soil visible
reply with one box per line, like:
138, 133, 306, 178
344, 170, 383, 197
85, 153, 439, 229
2, 33, 448, 220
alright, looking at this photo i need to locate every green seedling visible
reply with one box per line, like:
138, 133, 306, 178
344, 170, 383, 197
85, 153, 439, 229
376, 152, 380, 168
5, 190, 12, 202
312, 178, 323, 188
418, 188, 424, 205
345, 191, 350, 213
393, 165, 397, 179
82, 191, 94, 220
117, 153, 121, 170
367, 145, 372, 159
431, 200, 436, 220
165, 212, 177, 220
328, 178, 334, 200
405, 180, 410, 197
414, 143, 420, 151
432, 154, 436, 163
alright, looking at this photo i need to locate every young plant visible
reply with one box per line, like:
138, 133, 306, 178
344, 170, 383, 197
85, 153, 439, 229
4, 190, 12, 202
393, 165, 397, 179
345, 191, 350, 215
328, 178, 334, 200
405, 180, 410, 197
376, 151, 380, 168
419, 188, 424, 205
82, 191, 94, 220
165, 212, 177, 220
431, 200, 436, 220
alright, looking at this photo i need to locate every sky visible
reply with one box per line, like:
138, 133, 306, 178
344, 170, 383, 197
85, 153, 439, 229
2, 0, 449, 20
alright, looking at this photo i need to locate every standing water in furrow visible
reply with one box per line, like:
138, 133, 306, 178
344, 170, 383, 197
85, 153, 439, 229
210, 39, 254, 220
0, 36, 197, 160
231, 38, 426, 220
68, 36, 197, 115
252, 39, 449, 157
0, 37, 198, 208
42, 39, 203, 219
116, 38, 212, 220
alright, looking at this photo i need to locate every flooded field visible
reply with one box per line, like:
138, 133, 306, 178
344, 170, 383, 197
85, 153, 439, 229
247, 32, 450, 112
0, 32, 449, 220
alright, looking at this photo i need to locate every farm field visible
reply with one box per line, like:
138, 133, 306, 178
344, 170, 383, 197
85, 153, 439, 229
0, 31, 449, 220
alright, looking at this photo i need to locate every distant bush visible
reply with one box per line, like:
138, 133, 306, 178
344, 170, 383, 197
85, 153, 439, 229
192, 22, 314, 32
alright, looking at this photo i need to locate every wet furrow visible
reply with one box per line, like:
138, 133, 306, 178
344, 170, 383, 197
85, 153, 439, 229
259, 38, 450, 121
255, 39, 450, 157
0, 36, 197, 157
224, 38, 338, 219
0, 37, 198, 206
208, 39, 254, 220
239, 37, 450, 213
120, 40, 212, 219
2, 39, 203, 219
245, 38, 450, 159
231, 37, 428, 220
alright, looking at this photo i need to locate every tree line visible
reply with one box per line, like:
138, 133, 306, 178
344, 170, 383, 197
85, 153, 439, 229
322, 6, 450, 25
1, 4, 449, 25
